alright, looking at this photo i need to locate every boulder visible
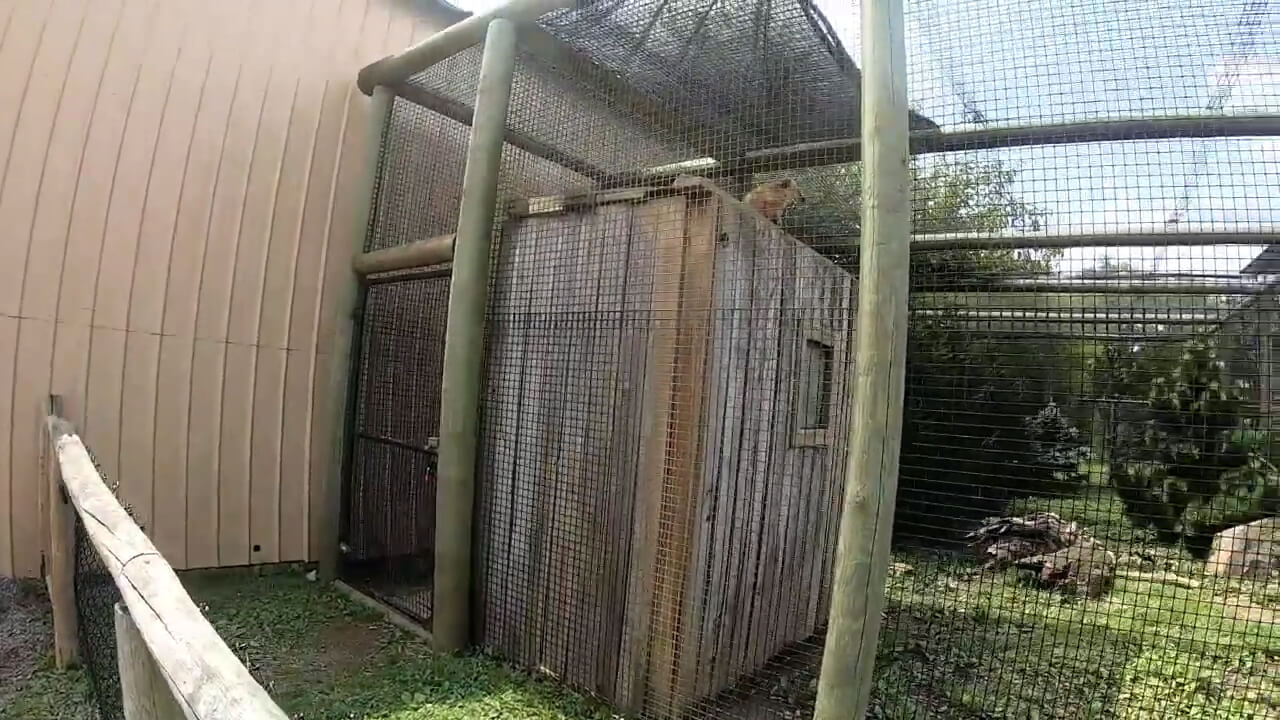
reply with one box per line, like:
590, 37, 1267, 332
1206, 517, 1279, 580
1013, 539, 1117, 599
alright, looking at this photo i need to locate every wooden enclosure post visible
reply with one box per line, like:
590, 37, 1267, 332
356, 0, 573, 93
114, 604, 185, 720
317, 85, 394, 583
45, 395, 79, 669
433, 17, 518, 653
648, 192, 718, 715
813, 0, 912, 716
352, 233, 455, 275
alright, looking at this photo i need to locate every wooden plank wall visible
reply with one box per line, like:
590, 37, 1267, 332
476, 186, 855, 717
675, 200, 855, 705
477, 196, 667, 697
0, 0, 458, 577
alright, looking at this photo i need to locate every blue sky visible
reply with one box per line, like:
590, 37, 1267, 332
448, 0, 1279, 276
816, 0, 1280, 277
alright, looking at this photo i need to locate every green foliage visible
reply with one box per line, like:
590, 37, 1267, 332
782, 157, 1094, 541
1109, 337, 1280, 552
897, 320, 1093, 540
781, 158, 1059, 288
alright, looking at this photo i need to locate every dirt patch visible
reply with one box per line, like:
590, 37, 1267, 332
0, 578, 55, 706
1223, 593, 1278, 625
314, 619, 392, 674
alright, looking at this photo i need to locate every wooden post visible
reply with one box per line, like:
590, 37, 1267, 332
813, 0, 911, 715
352, 233, 455, 275
356, 0, 573, 94
317, 84, 394, 583
45, 396, 78, 669
115, 604, 185, 720
433, 16, 518, 654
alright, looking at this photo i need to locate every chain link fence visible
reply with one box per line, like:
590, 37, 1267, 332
351, 0, 1280, 718
72, 493, 127, 720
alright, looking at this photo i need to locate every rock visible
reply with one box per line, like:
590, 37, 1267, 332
1013, 540, 1117, 599
1207, 517, 1279, 580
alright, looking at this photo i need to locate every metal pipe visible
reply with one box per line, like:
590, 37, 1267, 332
814, 0, 911, 716
908, 230, 1280, 251
318, 85, 393, 582
352, 233, 456, 275
356, 0, 572, 94
740, 113, 1280, 171
432, 17, 518, 654
980, 281, 1263, 295
621, 114, 1280, 183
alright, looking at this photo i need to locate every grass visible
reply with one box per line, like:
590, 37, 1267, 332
874, 558, 1278, 719
5, 478, 1275, 720
4, 572, 614, 720
868, 481, 1280, 720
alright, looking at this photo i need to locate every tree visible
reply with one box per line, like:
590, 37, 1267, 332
778, 158, 1091, 544
782, 158, 1053, 290
1109, 337, 1280, 554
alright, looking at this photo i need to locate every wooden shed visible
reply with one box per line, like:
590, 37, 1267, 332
475, 177, 856, 716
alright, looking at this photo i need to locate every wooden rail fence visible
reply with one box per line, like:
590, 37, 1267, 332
42, 396, 288, 720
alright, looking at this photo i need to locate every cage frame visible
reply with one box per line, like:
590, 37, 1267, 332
331, 0, 1280, 718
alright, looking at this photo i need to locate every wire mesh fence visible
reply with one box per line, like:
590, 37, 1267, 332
73, 501, 124, 720
349, 0, 1280, 718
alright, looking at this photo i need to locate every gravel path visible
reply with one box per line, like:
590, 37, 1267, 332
0, 578, 55, 707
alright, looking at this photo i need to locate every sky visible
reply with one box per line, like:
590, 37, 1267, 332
445, 0, 1279, 277
813, 0, 1280, 278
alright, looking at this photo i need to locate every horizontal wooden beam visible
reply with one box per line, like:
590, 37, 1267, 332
46, 417, 288, 720
978, 281, 1264, 295
913, 309, 1230, 325
353, 234, 455, 276
740, 114, 1280, 172
356, 0, 574, 93
619, 114, 1280, 184
907, 230, 1280, 252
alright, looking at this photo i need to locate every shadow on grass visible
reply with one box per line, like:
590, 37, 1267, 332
872, 598, 1141, 719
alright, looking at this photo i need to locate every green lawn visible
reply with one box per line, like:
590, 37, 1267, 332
6, 489, 1276, 720
870, 484, 1280, 720
3, 572, 614, 720
873, 557, 1278, 719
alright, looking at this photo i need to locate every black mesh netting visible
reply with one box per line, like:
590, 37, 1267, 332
339, 270, 452, 623
73, 510, 124, 720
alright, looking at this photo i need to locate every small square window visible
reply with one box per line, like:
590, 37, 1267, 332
793, 329, 838, 447
798, 339, 834, 429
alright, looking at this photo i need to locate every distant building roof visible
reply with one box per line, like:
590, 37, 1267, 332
1240, 245, 1280, 275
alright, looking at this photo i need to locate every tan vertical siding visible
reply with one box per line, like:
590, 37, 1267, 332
0, 0, 454, 576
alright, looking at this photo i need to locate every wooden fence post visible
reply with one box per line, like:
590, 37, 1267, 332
114, 603, 185, 720
812, 0, 912, 715
432, 16, 519, 653
46, 395, 78, 668
317, 84, 394, 583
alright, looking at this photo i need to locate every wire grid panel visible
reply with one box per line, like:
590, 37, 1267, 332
73, 510, 125, 720
340, 273, 451, 623
368, 0, 1280, 718
446, 1, 883, 719
880, 0, 1280, 716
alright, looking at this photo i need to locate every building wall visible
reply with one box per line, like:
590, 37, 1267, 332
0, 0, 458, 577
